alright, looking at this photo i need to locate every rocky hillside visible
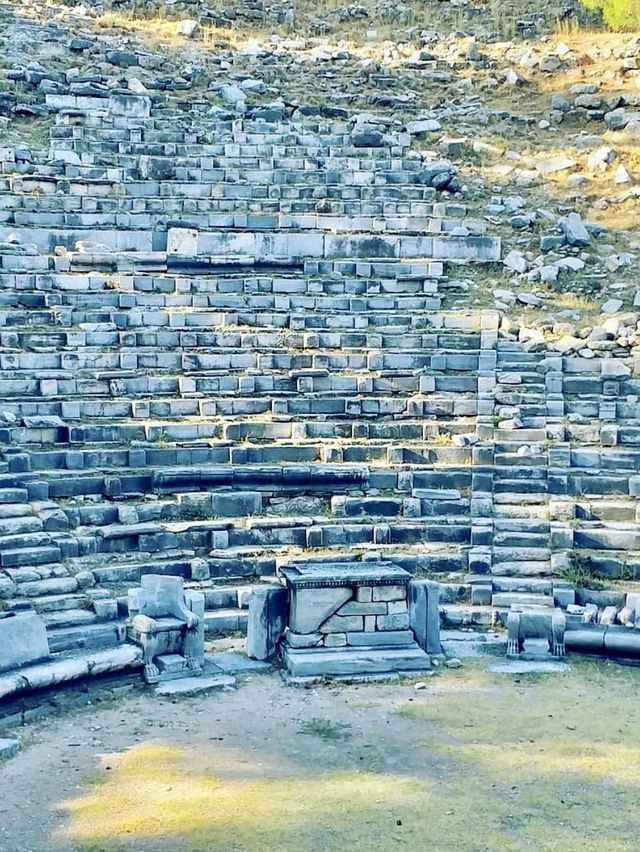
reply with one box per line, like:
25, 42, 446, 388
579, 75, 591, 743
4, 0, 640, 350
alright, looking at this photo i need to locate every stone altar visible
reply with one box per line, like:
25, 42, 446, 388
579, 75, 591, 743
278, 561, 432, 681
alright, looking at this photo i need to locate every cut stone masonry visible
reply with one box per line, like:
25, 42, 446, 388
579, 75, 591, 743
0, 93, 639, 674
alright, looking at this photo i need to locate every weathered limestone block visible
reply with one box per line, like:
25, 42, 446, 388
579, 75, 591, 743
346, 630, 415, 646
339, 600, 387, 615
372, 585, 405, 602
167, 227, 198, 256
108, 94, 151, 117
246, 585, 288, 660
321, 613, 364, 633
289, 586, 351, 633
0, 610, 50, 673
408, 579, 441, 654
0, 739, 20, 760
377, 612, 410, 630
284, 628, 322, 649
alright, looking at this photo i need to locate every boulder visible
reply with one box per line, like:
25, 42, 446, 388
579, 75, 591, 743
559, 212, 591, 247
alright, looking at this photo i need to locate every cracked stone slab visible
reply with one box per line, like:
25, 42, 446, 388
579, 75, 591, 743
486, 661, 570, 674
155, 672, 236, 697
207, 651, 272, 674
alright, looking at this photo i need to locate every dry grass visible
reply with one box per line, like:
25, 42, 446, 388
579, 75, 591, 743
400, 657, 640, 851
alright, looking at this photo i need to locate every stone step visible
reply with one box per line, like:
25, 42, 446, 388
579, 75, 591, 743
282, 644, 431, 681
491, 592, 554, 608
204, 607, 249, 636
490, 561, 552, 578
46, 620, 125, 654
493, 493, 548, 506
492, 546, 550, 563
494, 429, 547, 442
494, 454, 547, 467
493, 479, 549, 494
467, 576, 554, 594
440, 603, 495, 628
9, 575, 78, 596
440, 629, 506, 658
492, 531, 549, 547
0, 504, 38, 520
0, 515, 43, 536
29, 592, 88, 613
493, 518, 550, 533
0, 488, 29, 503
90, 558, 193, 585
39, 608, 98, 629
493, 505, 551, 519
493, 467, 548, 481
576, 501, 637, 522
0, 544, 62, 567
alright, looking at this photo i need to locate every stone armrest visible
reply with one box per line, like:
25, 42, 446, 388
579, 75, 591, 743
170, 599, 199, 629
130, 614, 188, 635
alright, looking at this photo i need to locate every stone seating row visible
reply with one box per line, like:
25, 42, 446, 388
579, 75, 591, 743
7, 174, 445, 196
3, 210, 482, 238
1, 265, 445, 289
47, 110, 412, 150
0, 226, 501, 262
2, 200, 457, 219
2, 190, 452, 217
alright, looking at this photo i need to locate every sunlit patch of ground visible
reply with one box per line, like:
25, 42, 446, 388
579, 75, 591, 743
60, 743, 440, 852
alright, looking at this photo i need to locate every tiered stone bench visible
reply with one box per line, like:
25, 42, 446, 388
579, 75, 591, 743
0, 93, 639, 679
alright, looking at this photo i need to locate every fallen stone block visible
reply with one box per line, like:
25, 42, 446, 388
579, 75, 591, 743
0, 738, 20, 760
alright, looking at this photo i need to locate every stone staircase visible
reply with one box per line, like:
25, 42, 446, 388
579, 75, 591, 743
0, 93, 639, 654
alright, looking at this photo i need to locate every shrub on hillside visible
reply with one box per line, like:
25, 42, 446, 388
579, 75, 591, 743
581, 0, 640, 30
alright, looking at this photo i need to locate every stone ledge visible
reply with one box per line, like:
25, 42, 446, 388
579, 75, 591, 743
0, 645, 143, 701
282, 644, 431, 679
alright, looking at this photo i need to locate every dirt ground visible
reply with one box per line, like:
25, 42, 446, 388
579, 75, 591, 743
1, 658, 640, 852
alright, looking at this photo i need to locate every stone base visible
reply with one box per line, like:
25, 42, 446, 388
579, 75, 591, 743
144, 653, 204, 684
507, 638, 564, 663
285, 671, 415, 686
282, 643, 430, 681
